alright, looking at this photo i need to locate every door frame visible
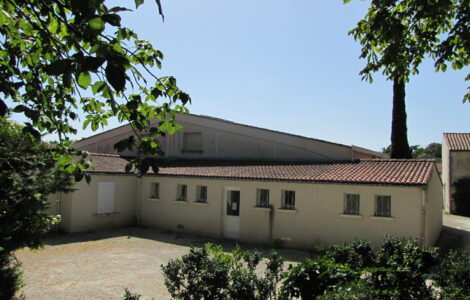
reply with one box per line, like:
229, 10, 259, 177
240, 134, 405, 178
222, 186, 241, 240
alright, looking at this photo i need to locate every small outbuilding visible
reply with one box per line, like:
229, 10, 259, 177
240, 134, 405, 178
442, 133, 470, 214
50, 154, 443, 248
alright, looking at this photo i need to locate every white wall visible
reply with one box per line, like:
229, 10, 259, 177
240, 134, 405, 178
424, 167, 443, 246
140, 176, 431, 249
59, 174, 136, 233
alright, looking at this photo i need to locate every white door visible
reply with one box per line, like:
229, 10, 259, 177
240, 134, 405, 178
223, 188, 240, 240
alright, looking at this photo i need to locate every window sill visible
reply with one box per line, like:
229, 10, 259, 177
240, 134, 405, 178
371, 216, 395, 221
191, 202, 208, 206
93, 211, 118, 217
174, 200, 188, 204
340, 214, 363, 219
253, 206, 271, 211
277, 208, 297, 214
148, 198, 161, 202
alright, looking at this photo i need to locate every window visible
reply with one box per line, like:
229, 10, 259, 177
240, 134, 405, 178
226, 190, 240, 216
256, 189, 270, 207
150, 182, 160, 199
344, 194, 360, 215
282, 190, 295, 210
196, 185, 207, 203
97, 182, 115, 214
177, 184, 187, 201
375, 195, 391, 217
183, 132, 202, 151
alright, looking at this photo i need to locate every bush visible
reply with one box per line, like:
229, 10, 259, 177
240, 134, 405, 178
323, 239, 374, 270
0, 251, 23, 300
452, 177, 470, 217
162, 237, 453, 299
122, 288, 141, 300
279, 257, 357, 300
161, 243, 284, 300
370, 236, 437, 299
434, 250, 470, 299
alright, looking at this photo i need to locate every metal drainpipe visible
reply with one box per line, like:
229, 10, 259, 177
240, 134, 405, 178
56, 192, 61, 232
420, 188, 426, 245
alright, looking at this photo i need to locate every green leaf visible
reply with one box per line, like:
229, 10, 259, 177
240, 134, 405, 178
91, 81, 106, 95
0, 10, 7, 27
135, 0, 144, 9
44, 59, 72, 76
102, 14, 121, 27
0, 99, 8, 116
88, 17, 105, 32
78, 72, 91, 89
154, 0, 164, 21
81, 56, 106, 72
105, 64, 126, 92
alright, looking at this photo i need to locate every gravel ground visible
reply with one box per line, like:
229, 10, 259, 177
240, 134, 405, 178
15, 227, 310, 300
15, 213, 470, 299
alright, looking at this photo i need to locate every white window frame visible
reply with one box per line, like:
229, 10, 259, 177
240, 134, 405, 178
281, 190, 295, 210
375, 195, 391, 217
97, 182, 115, 214
177, 184, 187, 202
256, 188, 270, 207
196, 185, 208, 203
150, 182, 160, 199
344, 194, 360, 215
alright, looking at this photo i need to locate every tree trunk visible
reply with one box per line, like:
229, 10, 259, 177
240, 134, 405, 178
390, 78, 412, 159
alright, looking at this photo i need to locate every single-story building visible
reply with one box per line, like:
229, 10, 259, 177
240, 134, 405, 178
442, 133, 470, 213
49, 154, 443, 248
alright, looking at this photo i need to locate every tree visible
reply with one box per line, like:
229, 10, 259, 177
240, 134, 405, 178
0, 118, 75, 298
347, 0, 469, 158
0, 0, 190, 175
382, 142, 442, 158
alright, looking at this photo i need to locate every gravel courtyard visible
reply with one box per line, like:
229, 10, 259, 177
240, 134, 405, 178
15, 227, 310, 300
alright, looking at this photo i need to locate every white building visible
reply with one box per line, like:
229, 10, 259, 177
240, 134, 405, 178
50, 114, 442, 249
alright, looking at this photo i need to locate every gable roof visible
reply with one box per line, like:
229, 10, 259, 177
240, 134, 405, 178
444, 133, 470, 151
85, 153, 436, 186
76, 113, 351, 149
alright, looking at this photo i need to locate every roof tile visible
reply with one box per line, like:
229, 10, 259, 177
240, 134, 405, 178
85, 153, 436, 186
444, 133, 470, 151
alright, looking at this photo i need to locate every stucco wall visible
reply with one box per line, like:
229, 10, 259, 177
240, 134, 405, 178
140, 176, 427, 249
61, 174, 136, 233
445, 151, 470, 213
424, 167, 443, 246
442, 140, 450, 212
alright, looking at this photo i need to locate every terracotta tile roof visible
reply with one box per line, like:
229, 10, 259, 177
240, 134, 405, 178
85, 153, 436, 186
444, 133, 470, 151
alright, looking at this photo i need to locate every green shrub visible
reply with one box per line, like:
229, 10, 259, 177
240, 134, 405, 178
161, 243, 284, 300
123, 288, 141, 300
0, 251, 23, 300
323, 239, 374, 270
279, 257, 357, 300
435, 250, 470, 299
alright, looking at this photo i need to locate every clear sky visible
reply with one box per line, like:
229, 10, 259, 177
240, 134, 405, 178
17, 0, 470, 151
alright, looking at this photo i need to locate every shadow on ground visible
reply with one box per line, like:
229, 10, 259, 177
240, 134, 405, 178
43, 226, 311, 263
436, 225, 470, 254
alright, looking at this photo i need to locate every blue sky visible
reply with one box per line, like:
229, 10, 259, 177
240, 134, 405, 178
16, 0, 470, 151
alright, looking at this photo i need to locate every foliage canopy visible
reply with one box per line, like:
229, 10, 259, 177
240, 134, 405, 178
347, 0, 469, 101
0, 0, 190, 174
